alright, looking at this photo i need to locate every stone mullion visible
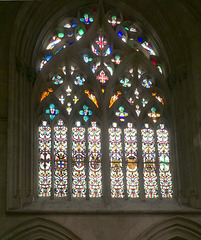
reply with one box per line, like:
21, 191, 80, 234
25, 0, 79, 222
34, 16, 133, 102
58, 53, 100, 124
102, 110, 110, 203
121, 126, 128, 199
67, 121, 72, 201
137, 122, 145, 200
51, 122, 55, 198
154, 125, 162, 199
85, 123, 89, 200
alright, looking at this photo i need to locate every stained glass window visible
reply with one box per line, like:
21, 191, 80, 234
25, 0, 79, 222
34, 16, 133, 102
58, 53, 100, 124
157, 124, 173, 198
88, 122, 102, 197
38, 121, 52, 197
72, 121, 86, 197
141, 124, 158, 198
54, 120, 68, 197
109, 123, 124, 198
124, 123, 139, 198
37, 5, 173, 202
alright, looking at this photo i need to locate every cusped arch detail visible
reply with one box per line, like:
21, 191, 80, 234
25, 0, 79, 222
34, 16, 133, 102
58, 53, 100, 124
137, 216, 201, 240
0, 217, 81, 240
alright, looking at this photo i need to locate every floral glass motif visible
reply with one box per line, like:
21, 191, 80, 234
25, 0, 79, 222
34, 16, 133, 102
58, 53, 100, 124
148, 107, 161, 123
91, 33, 112, 59
96, 36, 107, 50
85, 90, 99, 108
120, 78, 131, 87
59, 95, 65, 104
88, 122, 102, 197
157, 124, 173, 198
66, 86, 72, 96
63, 66, 67, 75
115, 106, 128, 122
142, 78, 152, 88
111, 55, 122, 65
96, 70, 109, 84
80, 10, 94, 24
108, 15, 121, 26
129, 68, 134, 77
46, 104, 59, 120
38, 121, 52, 197
134, 88, 140, 99
128, 97, 134, 105
109, 91, 122, 108
40, 88, 53, 102
52, 75, 63, 85
73, 95, 79, 104
141, 124, 158, 198
138, 69, 144, 79
83, 54, 93, 63
74, 76, 85, 86
72, 121, 86, 197
67, 102, 72, 115
109, 123, 124, 198
124, 123, 139, 198
142, 98, 148, 107
54, 120, 68, 197
135, 105, 141, 116
79, 105, 92, 122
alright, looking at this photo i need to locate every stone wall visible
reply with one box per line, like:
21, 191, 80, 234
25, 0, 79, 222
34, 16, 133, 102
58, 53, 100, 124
0, 1, 201, 239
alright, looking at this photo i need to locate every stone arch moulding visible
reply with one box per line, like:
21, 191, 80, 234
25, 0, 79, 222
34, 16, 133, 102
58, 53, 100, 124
0, 217, 81, 240
7, 0, 195, 211
137, 216, 201, 240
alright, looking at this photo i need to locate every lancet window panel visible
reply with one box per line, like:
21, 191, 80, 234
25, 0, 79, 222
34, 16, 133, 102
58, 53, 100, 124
141, 123, 158, 198
124, 123, 139, 198
36, 4, 173, 201
38, 118, 68, 198
72, 121, 87, 198
38, 120, 52, 197
38, 114, 103, 199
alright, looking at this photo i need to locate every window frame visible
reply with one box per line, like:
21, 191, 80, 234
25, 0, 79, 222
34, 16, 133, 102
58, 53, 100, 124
7, 2, 179, 212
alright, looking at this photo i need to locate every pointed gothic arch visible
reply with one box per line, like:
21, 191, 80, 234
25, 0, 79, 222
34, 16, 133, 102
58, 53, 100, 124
137, 216, 201, 240
34, 2, 173, 202
0, 218, 81, 240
